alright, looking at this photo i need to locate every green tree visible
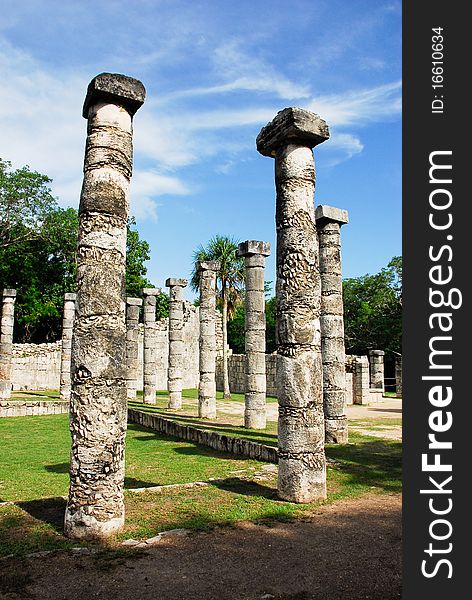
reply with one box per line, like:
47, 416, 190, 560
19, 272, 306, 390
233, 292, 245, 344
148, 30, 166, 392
190, 235, 245, 399
125, 217, 153, 297
0, 159, 58, 249
342, 256, 402, 356
0, 160, 155, 341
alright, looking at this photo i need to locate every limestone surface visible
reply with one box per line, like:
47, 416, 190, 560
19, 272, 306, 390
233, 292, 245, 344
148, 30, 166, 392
65, 73, 145, 540
257, 108, 329, 503
256, 107, 329, 157
165, 278, 188, 409
59, 293, 76, 401
238, 240, 270, 429
369, 349, 385, 392
0, 289, 16, 400
316, 205, 349, 444
143, 288, 160, 404
197, 261, 219, 418
126, 297, 142, 399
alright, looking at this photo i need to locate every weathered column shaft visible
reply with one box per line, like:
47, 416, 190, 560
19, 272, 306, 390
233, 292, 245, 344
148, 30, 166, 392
198, 261, 219, 419
0, 289, 16, 400
369, 349, 385, 391
395, 355, 402, 397
353, 356, 370, 405
60, 293, 76, 400
238, 241, 270, 429
257, 107, 329, 503
315, 205, 349, 444
65, 73, 145, 540
143, 288, 160, 404
126, 297, 142, 399
166, 278, 188, 409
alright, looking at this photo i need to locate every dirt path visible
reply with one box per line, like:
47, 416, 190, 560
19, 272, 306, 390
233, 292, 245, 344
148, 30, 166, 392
1, 493, 401, 600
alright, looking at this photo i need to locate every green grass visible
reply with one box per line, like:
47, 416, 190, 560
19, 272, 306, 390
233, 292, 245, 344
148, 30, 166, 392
0, 411, 401, 557
139, 388, 279, 404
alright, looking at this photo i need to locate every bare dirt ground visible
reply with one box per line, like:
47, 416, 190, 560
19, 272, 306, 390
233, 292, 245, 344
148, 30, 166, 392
0, 493, 401, 600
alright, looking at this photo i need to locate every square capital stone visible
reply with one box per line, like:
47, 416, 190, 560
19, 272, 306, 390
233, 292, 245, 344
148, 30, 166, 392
197, 260, 220, 273
165, 278, 188, 288
126, 297, 143, 306
256, 107, 329, 157
142, 288, 161, 296
2, 289, 16, 298
315, 205, 349, 225
64, 293, 77, 302
83, 73, 146, 118
369, 349, 385, 357
238, 240, 271, 257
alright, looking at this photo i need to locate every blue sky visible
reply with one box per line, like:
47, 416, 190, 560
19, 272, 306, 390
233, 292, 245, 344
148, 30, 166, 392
0, 0, 401, 299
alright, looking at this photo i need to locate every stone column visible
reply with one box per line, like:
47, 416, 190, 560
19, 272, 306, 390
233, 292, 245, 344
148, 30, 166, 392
369, 349, 385, 392
395, 354, 402, 397
126, 297, 142, 400
65, 73, 145, 540
315, 205, 349, 444
60, 293, 76, 401
165, 278, 188, 409
257, 107, 329, 503
197, 261, 220, 419
238, 240, 270, 429
0, 289, 16, 400
142, 288, 160, 404
353, 356, 370, 405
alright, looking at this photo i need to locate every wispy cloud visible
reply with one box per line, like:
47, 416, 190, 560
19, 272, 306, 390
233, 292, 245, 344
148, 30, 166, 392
308, 81, 402, 127
0, 29, 401, 222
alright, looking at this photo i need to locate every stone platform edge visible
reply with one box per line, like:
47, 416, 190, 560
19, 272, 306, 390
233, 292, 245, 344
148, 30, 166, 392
0, 400, 69, 417
127, 408, 278, 464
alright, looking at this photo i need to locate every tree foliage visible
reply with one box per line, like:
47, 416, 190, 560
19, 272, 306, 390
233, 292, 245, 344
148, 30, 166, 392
227, 295, 276, 354
342, 256, 402, 355
0, 160, 154, 342
0, 160, 58, 250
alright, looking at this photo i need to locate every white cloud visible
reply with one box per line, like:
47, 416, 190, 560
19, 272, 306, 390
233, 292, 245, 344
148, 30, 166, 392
0, 32, 400, 216
308, 81, 402, 127
129, 169, 191, 222
320, 132, 364, 167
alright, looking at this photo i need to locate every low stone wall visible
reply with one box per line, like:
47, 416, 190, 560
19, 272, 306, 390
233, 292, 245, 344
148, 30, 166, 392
128, 408, 278, 463
216, 353, 277, 396
12, 342, 61, 391
0, 399, 69, 417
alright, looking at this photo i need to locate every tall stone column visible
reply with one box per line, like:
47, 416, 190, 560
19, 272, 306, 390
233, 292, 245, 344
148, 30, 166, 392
369, 349, 385, 392
166, 278, 188, 410
353, 356, 370, 405
238, 240, 270, 429
142, 288, 160, 405
126, 297, 142, 400
257, 107, 329, 503
197, 261, 220, 419
65, 73, 145, 540
0, 289, 16, 400
315, 205, 349, 444
60, 293, 76, 401
395, 354, 402, 397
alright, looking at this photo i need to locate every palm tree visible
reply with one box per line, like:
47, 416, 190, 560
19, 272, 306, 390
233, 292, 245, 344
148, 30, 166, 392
191, 235, 245, 399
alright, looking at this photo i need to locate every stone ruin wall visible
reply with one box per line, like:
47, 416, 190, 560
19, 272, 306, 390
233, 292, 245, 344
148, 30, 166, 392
216, 354, 277, 397
8, 312, 388, 405
11, 342, 62, 391
10, 304, 220, 393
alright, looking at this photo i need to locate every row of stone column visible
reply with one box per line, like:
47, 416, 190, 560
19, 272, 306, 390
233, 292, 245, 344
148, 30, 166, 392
55, 72, 395, 538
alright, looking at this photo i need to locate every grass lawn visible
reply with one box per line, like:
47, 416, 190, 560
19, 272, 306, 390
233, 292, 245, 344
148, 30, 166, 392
0, 409, 401, 557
